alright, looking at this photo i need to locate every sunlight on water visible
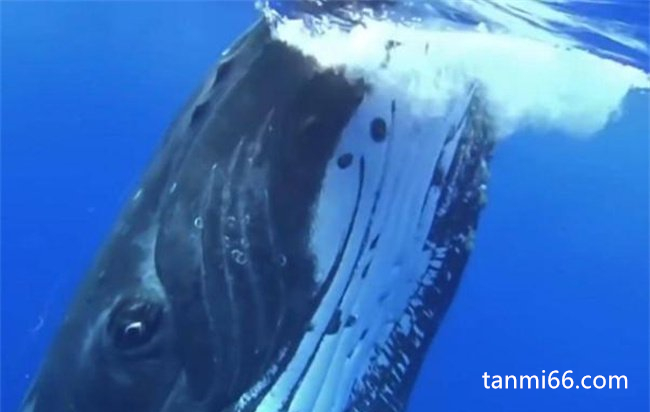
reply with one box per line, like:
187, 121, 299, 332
261, 0, 649, 138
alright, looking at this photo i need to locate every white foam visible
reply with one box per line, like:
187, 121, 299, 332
267, 5, 649, 138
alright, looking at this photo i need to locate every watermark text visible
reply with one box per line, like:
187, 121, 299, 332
482, 371, 627, 390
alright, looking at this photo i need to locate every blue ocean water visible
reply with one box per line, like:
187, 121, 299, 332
1, 2, 647, 412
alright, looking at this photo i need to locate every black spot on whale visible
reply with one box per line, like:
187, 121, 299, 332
337, 153, 354, 169
360, 328, 369, 341
325, 309, 342, 335
369, 234, 380, 250
370, 117, 387, 142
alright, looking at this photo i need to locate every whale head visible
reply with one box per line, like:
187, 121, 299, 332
21, 14, 494, 412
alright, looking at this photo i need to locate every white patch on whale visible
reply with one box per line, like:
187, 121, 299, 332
251, 66, 476, 412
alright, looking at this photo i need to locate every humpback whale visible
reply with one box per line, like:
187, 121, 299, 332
20, 12, 494, 412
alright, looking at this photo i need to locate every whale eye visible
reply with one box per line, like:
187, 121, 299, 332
107, 298, 163, 353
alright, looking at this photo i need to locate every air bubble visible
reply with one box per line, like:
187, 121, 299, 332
194, 217, 204, 229
231, 249, 247, 265
277, 254, 287, 267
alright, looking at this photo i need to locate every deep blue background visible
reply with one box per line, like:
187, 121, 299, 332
2, 3, 648, 412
